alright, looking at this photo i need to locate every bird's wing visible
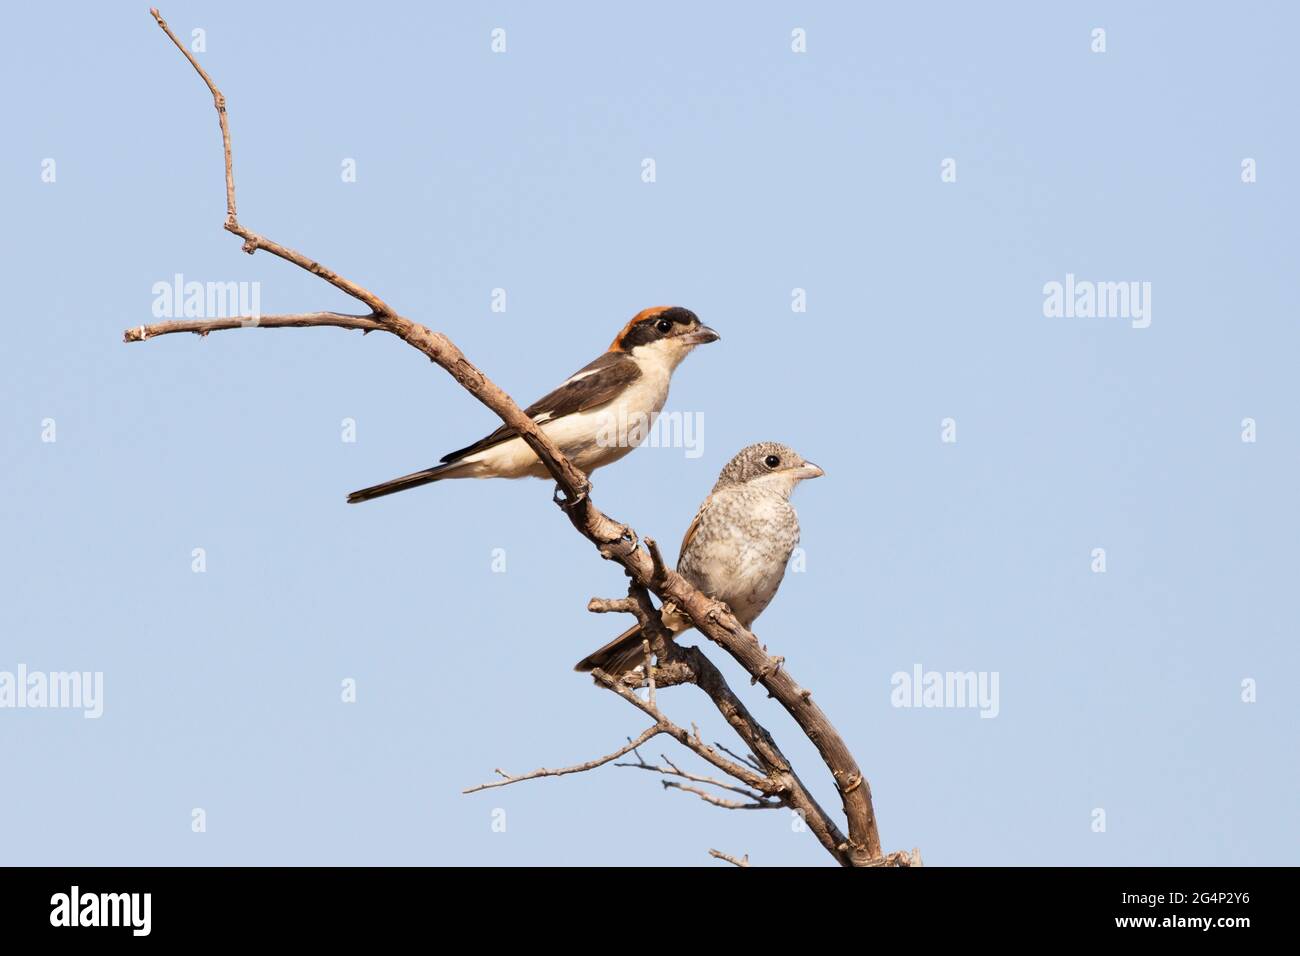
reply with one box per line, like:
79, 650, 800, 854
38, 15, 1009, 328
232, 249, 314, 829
439, 352, 642, 464
678, 499, 708, 559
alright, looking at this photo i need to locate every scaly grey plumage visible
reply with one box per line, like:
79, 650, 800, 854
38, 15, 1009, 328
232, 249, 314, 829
574, 442, 823, 676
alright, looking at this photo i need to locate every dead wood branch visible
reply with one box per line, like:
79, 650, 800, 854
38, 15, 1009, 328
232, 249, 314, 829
130, 9, 912, 868
461, 725, 663, 794
615, 752, 781, 809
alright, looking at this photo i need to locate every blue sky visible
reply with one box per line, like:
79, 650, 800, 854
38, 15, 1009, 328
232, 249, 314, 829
1, 1, 1296, 865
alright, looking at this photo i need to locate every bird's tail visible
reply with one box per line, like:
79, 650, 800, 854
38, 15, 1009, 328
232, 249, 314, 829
574, 623, 652, 678
347, 461, 468, 504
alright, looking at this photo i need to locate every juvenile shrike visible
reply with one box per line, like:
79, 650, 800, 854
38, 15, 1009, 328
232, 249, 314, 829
574, 442, 823, 676
348, 307, 718, 503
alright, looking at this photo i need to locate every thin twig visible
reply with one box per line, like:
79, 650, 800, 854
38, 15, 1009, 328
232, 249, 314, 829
148, 7, 235, 221
123, 312, 384, 342
150, 8, 393, 316
463, 724, 663, 794
577, 597, 857, 861
713, 742, 764, 773
708, 849, 750, 868
645, 537, 669, 585
589, 669, 776, 794
614, 754, 779, 810
614, 752, 771, 801
666, 783, 777, 810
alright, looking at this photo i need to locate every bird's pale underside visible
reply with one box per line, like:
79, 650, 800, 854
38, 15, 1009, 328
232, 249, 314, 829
574, 441, 824, 676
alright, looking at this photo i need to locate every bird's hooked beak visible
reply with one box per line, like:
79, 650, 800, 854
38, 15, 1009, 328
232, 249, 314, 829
796, 461, 825, 480
683, 325, 720, 346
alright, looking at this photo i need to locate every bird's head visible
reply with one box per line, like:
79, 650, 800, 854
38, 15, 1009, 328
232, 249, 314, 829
713, 442, 824, 498
609, 306, 719, 369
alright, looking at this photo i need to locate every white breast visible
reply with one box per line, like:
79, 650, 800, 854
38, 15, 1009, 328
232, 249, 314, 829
459, 356, 673, 478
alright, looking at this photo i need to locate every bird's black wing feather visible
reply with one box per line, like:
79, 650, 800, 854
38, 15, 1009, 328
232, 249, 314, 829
439, 352, 641, 463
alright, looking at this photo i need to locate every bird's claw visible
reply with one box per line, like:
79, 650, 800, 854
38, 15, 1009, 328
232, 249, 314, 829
553, 484, 588, 509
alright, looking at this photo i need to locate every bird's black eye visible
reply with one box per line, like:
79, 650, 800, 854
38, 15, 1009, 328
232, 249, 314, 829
656, 318, 673, 333
764, 455, 780, 468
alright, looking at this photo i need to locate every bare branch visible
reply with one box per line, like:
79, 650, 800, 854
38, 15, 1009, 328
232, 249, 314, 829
591, 668, 776, 795
667, 783, 778, 810
140, 11, 597, 496
664, 644, 851, 859
615, 753, 779, 807
614, 572, 882, 862
644, 537, 669, 585
708, 849, 751, 868
578, 536, 886, 864
462, 723, 663, 794
499, 586, 868, 862
587, 596, 644, 623
150, 8, 393, 316
148, 8, 234, 221
713, 742, 764, 773
123, 312, 384, 342
134, 9, 912, 868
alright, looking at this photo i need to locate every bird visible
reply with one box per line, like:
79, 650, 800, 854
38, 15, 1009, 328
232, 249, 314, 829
574, 441, 823, 677
347, 306, 719, 503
